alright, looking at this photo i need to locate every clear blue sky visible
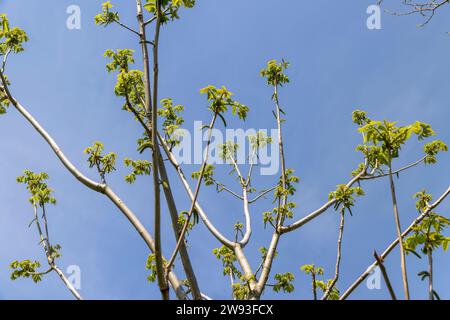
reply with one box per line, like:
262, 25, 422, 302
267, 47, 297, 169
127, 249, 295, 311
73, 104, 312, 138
0, 0, 449, 300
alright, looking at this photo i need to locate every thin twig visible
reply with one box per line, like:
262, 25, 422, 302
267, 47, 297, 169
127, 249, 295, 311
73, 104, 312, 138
361, 156, 426, 180
249, 186, 277, 204
113, 18, 140, 36
374, 250, 397, 300
32, 205, 83, 300
321, 209, 345, 300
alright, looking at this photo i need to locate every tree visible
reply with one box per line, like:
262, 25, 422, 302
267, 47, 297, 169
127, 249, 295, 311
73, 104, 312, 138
0, 1, 449, 300
378, 0, 450, 27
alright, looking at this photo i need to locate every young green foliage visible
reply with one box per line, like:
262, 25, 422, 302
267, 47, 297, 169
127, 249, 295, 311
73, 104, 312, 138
158, 98, 185, 146
260, 59, 290, 87
415, 190, 433, 212
0, 15, 27, 114
262, 210, 275, 229
300, 264, 324, 276
0, 78, 11, 114
16, 170, 56, 206
248, 131, 272, 151
191, 164, 215, 186
316, 279, 340, 300
232, 282, 250, 300
353, 110, 446, 172
276, 168, 299, 198
424, 140, 448, 164
213, 245, 256, 299
404, 191, 450, 299
144, 0, 195, 23
146, 254, 158, 283
300, 264, 340, 300
104, 49, 134, 73
273, 272, 295, 293
329, 184, 365, 215
405, 190, 450, 256
0, 14, 28, 54
12, 172, 64, 285
124, 158, 152, 184
219, 141, 239, 163
259, 246, 278, 261
262, 169, 299, 226
145, 254, 168, 283
103, 49, 151, 159
200, 85, 249, 121
405, 212, 450, 255
234, 222, 244, 241
84, 142, 117, 182
9, 260, 44, 283
262, 170, 299, 229
213, 245, 242, 279
94, 1, 120, 27
177, 210, 198, 236
48, 244, 62, 261
104, 49, 146, 114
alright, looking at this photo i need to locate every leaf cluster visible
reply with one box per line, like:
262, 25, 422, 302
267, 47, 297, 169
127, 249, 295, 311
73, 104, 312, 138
124, 158, 152, 183
0, 14, 28, 54
10, 260, 43, 283
94, 2, 119, 27
260, 59, 290, 87
328, 184, 365, 215
353, 110, 446, 171
144, 0, 195, 24
191, 164, 215, 186
200, 85, 249, 121
84, 142, 117, 180
158, 98, 184, 146
16, 170, 56, 206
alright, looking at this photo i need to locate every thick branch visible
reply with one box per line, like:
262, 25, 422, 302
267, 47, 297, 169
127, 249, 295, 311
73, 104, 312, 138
428, 251, 434, 300
149, 0, 168, 300
126, 60, 202, 299
234, 244, 257, 298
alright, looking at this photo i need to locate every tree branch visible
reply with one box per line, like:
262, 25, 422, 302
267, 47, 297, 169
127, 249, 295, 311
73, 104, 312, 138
280, 167, 367, 234
374, 250, 397, 300
0, 71, 187, 300
158, 133, 235, 248
387, 157, 410, 299
361, 156, 426, 180
148, 0, 168, 300
126, 85, 202, 300
165, 114, 218, 273
112, 18, 141, 37
32, 205, 83, 300
321, 209, 345, 300
340, 185, 450, 299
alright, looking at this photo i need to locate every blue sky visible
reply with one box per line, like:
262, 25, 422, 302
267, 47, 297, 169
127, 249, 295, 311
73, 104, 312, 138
0, 0, 449, 300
